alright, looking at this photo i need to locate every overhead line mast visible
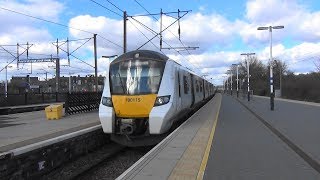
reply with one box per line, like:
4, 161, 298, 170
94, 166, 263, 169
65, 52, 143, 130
127, 9, 198, 51
124, 11, 127, 53
132, 0, 202, 75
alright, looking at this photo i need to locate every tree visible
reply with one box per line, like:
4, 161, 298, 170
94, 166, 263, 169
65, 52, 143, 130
269, 59, 288, 90
315, 59, 320, 72
282, 72, 320, 102
239, 56, 268, 95
228, 64, 238, 92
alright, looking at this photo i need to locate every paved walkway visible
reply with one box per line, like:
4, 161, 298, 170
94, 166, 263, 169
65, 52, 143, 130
239, 95, 320, 165
0, 109, 99, 152
118, 93, 320, 180
117, 95, 221, 180
0, 102, 64, 109
6, 93, 319, 179
204, 95, 320, 179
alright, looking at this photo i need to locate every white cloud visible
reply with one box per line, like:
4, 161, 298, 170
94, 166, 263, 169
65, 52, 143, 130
167, 51, 243, 84
0, 0, 64, 21
0, 0, 66, 81
64, 9, 320, 85
68, 12, 237, 56
298, 11, 320, 41
1, 26, 53, 43
246, 0, 304, 23
242, 0, 320, 44
68, 14, 160, 55
191, 42, 320, 85
258, 44, 286, 62
2, 0, 320, 84
273, 42, 320, 72
179, 13, 234, 45
0, 0, 64, 51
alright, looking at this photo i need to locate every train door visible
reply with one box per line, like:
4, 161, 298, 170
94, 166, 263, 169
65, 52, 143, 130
190, 74, 195, 107
176, 67, 182, 111
202, 79, 205, 100
182, 70, 192, 109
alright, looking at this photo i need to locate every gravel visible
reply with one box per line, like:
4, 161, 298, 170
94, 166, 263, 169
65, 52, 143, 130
76, 146, 153, 180
41, 144, 153, 180
42, 143, 124, 180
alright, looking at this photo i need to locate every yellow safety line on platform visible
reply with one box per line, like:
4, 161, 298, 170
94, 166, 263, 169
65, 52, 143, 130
196, 97, 221, 180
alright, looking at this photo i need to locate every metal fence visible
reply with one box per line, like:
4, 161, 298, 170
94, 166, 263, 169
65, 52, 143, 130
0, 93, 67, 107
65, 92, 102, 115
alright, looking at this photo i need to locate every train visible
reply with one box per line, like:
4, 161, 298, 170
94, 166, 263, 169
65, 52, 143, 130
99, 50, 215, 146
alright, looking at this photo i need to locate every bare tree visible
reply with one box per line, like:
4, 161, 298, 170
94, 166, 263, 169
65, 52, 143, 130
269, 59, 288, 90
314, 59, 320, 72
238, 56, 268, 95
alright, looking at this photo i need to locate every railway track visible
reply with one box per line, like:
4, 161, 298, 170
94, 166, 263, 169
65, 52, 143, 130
42, 142, 125, 180
75, 146, 153, 180
41, 97, 214, 180
42, 142, 153, 180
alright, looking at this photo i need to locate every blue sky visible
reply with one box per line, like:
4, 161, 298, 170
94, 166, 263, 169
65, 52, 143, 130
1, 0, 320, 85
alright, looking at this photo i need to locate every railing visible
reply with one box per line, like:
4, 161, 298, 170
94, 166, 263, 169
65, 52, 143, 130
65, 92, 102, 115
0, 93, 67, 107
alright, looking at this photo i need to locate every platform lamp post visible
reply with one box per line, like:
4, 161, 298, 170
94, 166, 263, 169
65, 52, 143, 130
5, 65, 12, 97
224, 79, 227, 94
223, 79, 225, 93
225, 74, 229, 94
231, 70, 233, 96
102, 55, 118, 66
232, 63, 240, 98
102, 55, 118, 71
228, 70, 233, 96
222, 75, 227, 93
257, 25, 284, 110
240, 53, 255, 101
226, 70, 230, 94
102, 55, 118, 60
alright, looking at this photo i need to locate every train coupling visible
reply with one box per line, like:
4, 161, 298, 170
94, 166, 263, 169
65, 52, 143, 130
119, 119, 136, 135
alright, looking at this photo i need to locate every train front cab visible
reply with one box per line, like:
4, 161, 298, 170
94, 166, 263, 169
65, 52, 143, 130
99, 50, 215, 146
99, 51, 175, 142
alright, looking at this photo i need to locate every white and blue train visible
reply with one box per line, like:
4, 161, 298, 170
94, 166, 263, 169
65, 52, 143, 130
99, 50, 215, 146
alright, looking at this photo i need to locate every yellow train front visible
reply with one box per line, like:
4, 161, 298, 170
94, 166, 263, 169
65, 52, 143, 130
99, 50, 215, 146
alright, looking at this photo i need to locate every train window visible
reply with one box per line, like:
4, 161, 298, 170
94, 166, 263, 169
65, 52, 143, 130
183, 75, 189, 94
200, 82, 203, 92
109, 59, 165, 95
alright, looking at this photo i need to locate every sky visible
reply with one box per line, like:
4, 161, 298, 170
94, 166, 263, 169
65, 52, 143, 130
1, 0, 320, 85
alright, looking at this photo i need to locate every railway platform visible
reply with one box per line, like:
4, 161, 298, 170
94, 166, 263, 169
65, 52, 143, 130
0, 108, 100, 153
117, 94, 222, 180
204, 95, 320, 180
0, 108, 105, 179
0, 102, 65, 115
118, 94, 320, 180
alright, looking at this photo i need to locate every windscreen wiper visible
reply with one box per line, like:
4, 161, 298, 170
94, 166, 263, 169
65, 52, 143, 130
117, 73, 127, 94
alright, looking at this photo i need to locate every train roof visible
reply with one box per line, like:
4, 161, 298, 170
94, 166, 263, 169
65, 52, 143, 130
110, 50, 214, 86
111, 50, 169, 64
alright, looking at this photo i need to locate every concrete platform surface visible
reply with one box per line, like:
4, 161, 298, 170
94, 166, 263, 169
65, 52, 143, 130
0, 109, 100, 153
118, 93, 320, 180
117, 94, 222, 180
204, 95, 320, 180
1, 102, 64, 109
0, 102, 66, 115
238, 95, 320, 166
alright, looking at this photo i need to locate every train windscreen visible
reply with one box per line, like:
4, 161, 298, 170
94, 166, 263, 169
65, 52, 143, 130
109, 59, 165, 95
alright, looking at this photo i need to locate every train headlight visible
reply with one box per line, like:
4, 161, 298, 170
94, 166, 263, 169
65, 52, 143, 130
102, 97, 113, 107
154, 95, 171, 106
